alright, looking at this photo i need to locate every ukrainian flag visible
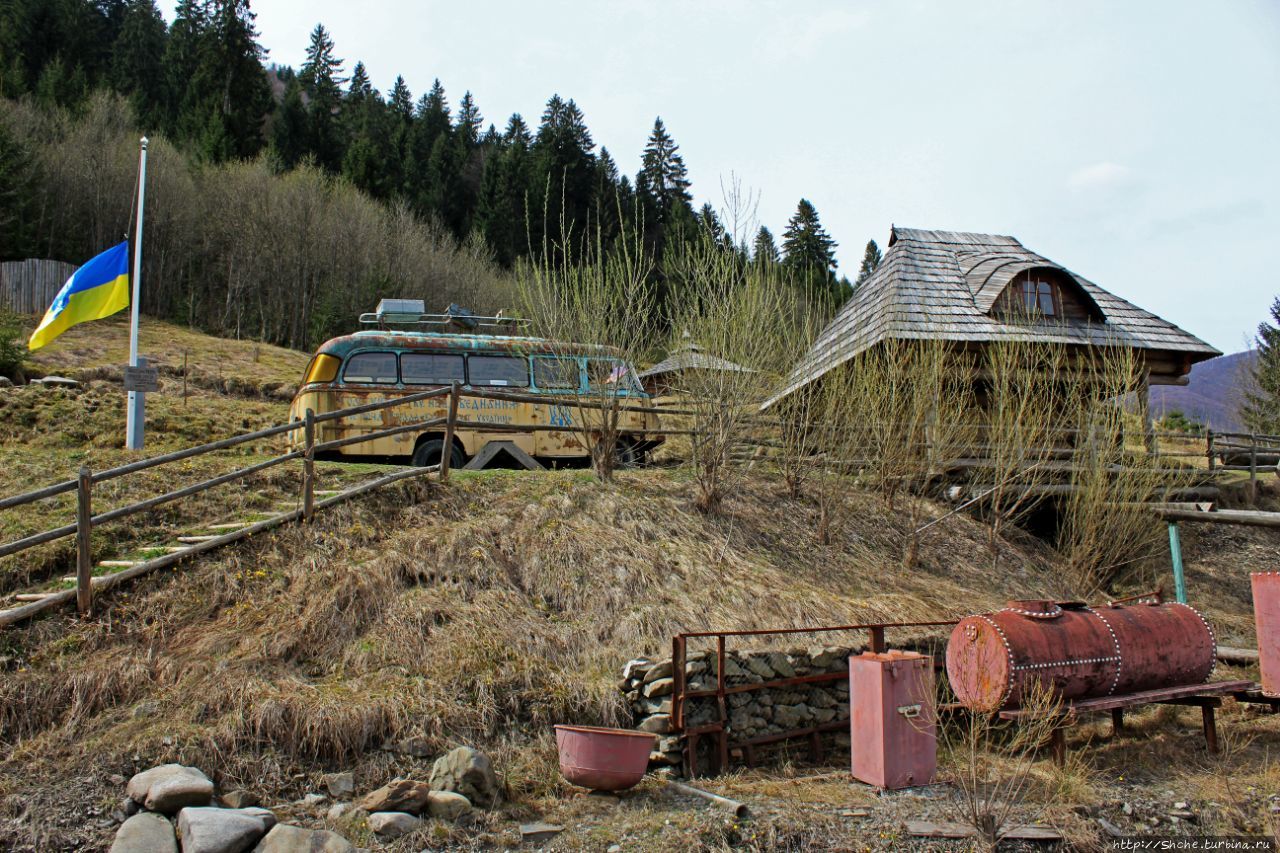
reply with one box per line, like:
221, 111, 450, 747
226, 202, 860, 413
28, 242, 131, 351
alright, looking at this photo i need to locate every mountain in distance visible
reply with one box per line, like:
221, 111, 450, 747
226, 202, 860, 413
1150, 350, 1256, 433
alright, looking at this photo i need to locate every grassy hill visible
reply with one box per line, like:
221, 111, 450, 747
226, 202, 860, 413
0, 321, 1276, 850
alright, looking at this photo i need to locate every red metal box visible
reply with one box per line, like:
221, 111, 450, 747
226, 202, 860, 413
848, 650, 936, 789
1253, 573, 1280, 698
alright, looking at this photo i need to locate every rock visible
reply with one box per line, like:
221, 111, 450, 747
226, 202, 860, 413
109, 773, 127, 786
221, 791, 259, 809
392, 736, 433, 758
622, 658, 653, 680
300, 793, 327, 807
32, 375, 79, 388
126, 765, 215, 814
765, 652, 796, 678
637, 714, 671, 734
325, 803, 356, 822
643, 678, 675, 698
121, 797, 141, 818
356, 779, 432, 814
638, 696, 672, 715
743, 655, 775, 680
251, 824, 354, 852
1096, 817, 1124, 838
367, 812, 421, 840
0, 376, 12, 389
425, 791, 472, 821
111, 812, 177, 853
607, 846, 622, 853
177, 806, 273, 853
323, 773, 354, 799
1174, 801, 1189, 810
428, 746, 499, 809
641, 660, 674, 684
520, 822, 564, 843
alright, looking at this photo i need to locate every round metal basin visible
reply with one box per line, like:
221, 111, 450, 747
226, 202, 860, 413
553, 725, 655, 791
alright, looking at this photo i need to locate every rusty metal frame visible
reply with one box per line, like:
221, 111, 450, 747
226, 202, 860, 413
669, 620, 957, 777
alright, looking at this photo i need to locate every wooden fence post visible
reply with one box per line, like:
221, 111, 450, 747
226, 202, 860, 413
1250, 434, 1259, 500
76, 466, 92, 616
440, 382, 460, 481
1206, 430, 1215, 471
303, 408, 315, 522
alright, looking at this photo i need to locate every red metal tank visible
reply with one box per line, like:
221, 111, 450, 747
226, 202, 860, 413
849, 651, 936, 789
946, 598, 1216, 712
1253, 573, 1280, 697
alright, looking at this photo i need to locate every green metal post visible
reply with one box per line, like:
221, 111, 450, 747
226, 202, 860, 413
1168, 520, 1187, 604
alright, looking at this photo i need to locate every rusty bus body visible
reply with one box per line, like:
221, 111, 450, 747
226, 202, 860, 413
288, 329, 663, 468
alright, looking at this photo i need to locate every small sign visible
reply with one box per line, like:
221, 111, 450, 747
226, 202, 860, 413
122, 365, 159, 393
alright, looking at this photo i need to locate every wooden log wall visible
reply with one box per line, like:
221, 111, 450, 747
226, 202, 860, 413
1, 259, 79, 314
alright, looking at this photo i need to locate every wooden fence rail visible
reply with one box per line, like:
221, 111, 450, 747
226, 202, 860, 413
0, 383, 683, 627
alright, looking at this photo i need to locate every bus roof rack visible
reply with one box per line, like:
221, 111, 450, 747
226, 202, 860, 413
359, 301, 532, 334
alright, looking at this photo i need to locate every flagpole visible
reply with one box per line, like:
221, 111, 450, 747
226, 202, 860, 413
126, 137, 148, 450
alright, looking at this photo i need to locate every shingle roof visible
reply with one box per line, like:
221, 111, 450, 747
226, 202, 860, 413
769, 226, 1220, 404
639, 343, 752, 379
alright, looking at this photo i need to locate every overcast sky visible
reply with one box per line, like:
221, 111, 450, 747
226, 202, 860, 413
193, 1, 1279, 353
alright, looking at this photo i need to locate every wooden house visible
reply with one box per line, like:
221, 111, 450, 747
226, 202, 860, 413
768, 227, 1220, 407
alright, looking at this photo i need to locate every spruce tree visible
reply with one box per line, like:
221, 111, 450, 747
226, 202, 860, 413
636, 116, 691, 221
186, 0, 272, 161
163, 0, 207, 135
299, 23, 344, 171
782, 198, 838, 296
1243, 297, 1280, 433
854, 238, 882, 288
0, 120, 40, 260
753, 225, 779, 263
503, 113, 532, 148
270, 76, 308, 170
111, 0, 167, 129
530, 94, 596, 245
455, 90, 482, 147
388, 75, 413, 120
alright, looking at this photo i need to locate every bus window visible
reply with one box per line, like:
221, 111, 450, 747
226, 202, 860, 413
303, 353, 340, 384
402, 352, 465, 385
468, 354, 530, 387
532, 355, 581, 390
343, 351, 399, 384
587, 358, 641, 393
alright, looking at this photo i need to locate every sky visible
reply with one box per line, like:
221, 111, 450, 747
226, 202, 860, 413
179, 0, 1279, 354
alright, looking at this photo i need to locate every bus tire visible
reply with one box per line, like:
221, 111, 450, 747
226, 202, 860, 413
413, 437, 464, 470
614, 439, 639, 469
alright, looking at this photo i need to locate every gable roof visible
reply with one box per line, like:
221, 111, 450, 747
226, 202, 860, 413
769, 226, 1220, 404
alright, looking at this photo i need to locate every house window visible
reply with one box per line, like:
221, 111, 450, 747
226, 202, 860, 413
1021, 279, 1058, 316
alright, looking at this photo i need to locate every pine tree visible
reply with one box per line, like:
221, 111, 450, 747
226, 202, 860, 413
854, 238, 882, 288
342, 66, 395, 199
404, 81, 453, 221
346, 60, 372, 99
110, 0, 167, 129
503, 113, 532, 148
530, 94, 596, 245
388, 75, 413, 120
782, 198, 838, 295
753, 225, 779, 263
163, 0, 207, 134
299, 22, 344, 171
1243, 297, 1280, 433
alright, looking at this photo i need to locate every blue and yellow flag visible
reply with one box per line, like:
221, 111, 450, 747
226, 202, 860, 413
28, 242, 131, 351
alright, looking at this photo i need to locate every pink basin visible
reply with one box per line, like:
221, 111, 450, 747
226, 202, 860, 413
554, 725, 655, 791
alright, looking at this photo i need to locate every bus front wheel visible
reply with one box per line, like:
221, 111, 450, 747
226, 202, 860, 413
413, 438, 465, 470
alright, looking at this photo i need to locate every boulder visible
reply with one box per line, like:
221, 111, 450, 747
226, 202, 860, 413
641, 660, 673, 684
251, 824, 353, 852
367, 812, 421, 840
425, 791, 472, 821
323, 772, 354, 799
111, 812, 177, 853
220, 791, 259, 810
176, 807, 273, 853
32, 375, 79, 388
642, 678, 674, 698
355, 778, 431, 814
637, 714, 671, 734
126, 765, 215, 814
428, 746, 499, 809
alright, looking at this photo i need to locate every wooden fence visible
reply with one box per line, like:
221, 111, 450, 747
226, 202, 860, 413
1, 259, 78, 314
0, 384, 695, 628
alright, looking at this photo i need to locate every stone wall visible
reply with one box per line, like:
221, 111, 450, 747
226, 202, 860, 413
620, 645, 858, 770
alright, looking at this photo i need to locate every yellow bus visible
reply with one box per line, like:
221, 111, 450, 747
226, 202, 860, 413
288, 302, 663, 469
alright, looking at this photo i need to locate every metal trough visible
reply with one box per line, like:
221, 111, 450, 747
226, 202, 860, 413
553, 725, 655, 791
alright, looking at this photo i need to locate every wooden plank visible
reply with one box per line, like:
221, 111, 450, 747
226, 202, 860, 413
905, 821, 1062, 841
462, 440, 545, 471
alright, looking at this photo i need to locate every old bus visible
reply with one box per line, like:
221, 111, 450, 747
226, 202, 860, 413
288, 302, 663, 469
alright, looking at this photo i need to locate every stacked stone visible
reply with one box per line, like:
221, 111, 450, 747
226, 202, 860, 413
621, 646, 855, 769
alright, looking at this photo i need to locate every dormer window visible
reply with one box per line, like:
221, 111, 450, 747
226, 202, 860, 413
1021, 278, 1059, 316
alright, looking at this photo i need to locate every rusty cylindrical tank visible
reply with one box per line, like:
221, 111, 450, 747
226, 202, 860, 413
946, 598, 1216, 712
